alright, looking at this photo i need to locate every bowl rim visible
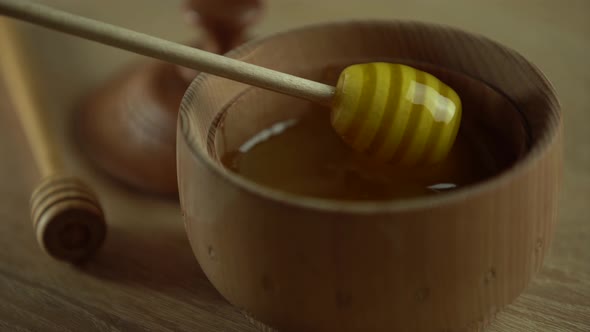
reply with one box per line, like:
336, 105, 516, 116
178, 19, 561, 214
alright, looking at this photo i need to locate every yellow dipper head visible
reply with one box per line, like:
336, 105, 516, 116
331, 63, 462, 166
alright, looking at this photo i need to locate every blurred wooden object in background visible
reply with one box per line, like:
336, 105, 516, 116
76, 0, 263, 195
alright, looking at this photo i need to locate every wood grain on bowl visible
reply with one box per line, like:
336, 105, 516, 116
178, 21, 562, 332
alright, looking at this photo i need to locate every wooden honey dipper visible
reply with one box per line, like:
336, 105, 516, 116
0, 19, 106, 262
0, 0, 462, 166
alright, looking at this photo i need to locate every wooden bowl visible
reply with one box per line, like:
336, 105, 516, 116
177, 21, 561, 332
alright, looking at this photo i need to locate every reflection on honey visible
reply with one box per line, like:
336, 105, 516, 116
222, 105, 496, 201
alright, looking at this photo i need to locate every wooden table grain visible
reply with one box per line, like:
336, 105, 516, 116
1, 0, 589, 331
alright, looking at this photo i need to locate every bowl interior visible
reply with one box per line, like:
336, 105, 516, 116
179, 20, 559, 208
211, 60, 529, 185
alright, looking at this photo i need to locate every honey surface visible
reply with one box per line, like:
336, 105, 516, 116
222, 106, 495, 201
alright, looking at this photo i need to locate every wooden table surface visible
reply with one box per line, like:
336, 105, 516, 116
1, 0, 589, 331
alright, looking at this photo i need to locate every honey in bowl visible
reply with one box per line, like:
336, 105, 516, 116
222, 105, 491, 201
218, 63, 528, 201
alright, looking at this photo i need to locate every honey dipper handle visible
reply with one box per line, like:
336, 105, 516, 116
0, 0, 336, 105
0, 19, 106, 262
0, 17, 61, 178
